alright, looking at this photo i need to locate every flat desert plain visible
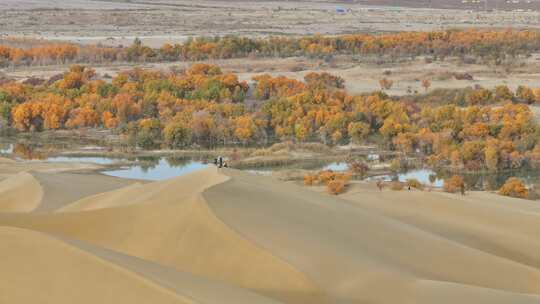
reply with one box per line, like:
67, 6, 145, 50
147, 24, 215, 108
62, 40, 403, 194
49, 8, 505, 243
3, 0, 540, 47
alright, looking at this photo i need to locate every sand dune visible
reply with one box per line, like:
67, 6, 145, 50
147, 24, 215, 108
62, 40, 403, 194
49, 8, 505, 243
0, 226, 280, 304
1, 165, 540, 303
0, 226, 193, 304
0, 156, 15, 163
205, 171, 540, 303
31, 171, 137, 212
59, 168, 226, 212
0, 172, 42, 212
0, 169, 324, 303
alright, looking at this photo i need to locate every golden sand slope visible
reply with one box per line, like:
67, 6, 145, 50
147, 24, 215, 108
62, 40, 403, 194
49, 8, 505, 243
0, 172, 42, 212
31, 171, 136, 212
204, 171, 540, 303
57, 166, 225, 212
1, 167, 540, 303
0, 168, 325, 304
0, 226, 279, 304
0, 156, 15, 163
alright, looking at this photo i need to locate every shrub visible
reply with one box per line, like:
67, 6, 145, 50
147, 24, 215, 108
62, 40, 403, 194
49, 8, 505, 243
390, 158, 408, 172
391, 181, 405, 191
318, 170, 336, 183
406, 178, 424, 190
136, 131, 159, 149
379, 78, 394, 90
347, 159, 369, 177
498, 177, 529, 199
304, 174, 316, 186
327, 180, 346, 195
444, 175, 464, 193
304, 170, 350, 194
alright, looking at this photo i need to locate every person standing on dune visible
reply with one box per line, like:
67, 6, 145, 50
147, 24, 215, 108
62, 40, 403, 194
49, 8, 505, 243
376, 180, 383, 191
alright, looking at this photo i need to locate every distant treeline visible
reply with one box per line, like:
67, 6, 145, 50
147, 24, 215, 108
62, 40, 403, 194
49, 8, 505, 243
1, 29, 539, 66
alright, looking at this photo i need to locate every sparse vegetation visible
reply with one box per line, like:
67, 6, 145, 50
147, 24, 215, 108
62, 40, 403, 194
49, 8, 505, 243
498, 177, 529, 199
391, 181, 405, 191
443, 175, 465, 194
2, 29, 539, 67
304, 170, 351, 195
406, 178, 424, 190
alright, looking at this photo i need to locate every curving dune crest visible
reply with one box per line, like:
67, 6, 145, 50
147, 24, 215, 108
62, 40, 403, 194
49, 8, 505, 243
0, 168, 325, 303
0, 172, 43, 212
0, 226, 279, 304
203, 170, 540, 303
59, 182, 145, 212
1, 166, 540, 303
59, 168, 228, 212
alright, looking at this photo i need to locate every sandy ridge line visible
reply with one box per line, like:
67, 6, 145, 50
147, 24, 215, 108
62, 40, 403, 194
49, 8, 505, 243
0, 226, 197, 304
200, 170, 331, 303
1, 168, 307, 301
0, 171, 44, 213
56, 182, 145, 213
362, 207, 540, 274
205, 171, 540, 298
340, 190, 540, 271
57, 167, 228, 213
55, 233, 283, 304
413, 278, 540, 302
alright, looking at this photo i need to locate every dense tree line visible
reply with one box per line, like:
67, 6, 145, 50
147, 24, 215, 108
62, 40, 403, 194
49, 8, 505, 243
2, 64, 540, 172
2, 29, 539, 67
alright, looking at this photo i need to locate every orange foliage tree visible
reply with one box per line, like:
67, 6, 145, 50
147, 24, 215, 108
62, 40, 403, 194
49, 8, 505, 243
498, 177, 528, 199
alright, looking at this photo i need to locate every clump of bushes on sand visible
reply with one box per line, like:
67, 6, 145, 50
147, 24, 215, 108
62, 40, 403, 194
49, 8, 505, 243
406, 178, 424, 190
249, 141, 332, 158
347, 158, 369, 178
443, 175, 465, 193
327, 180, 346, 195
498, 177, 529, 199
386, 179, 424, 191
390, 181, 405, 191
304, 170, 351, 195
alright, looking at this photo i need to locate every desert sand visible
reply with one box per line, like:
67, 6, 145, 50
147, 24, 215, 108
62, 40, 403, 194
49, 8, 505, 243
1, 157, 540, 303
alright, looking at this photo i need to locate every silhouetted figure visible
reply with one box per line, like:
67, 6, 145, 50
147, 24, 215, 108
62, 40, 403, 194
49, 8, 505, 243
408, 185, 411, 191
376, 180, 383, 191
218, 156, 223, 168
460, 183, 466, 196
213, 158, 218, 166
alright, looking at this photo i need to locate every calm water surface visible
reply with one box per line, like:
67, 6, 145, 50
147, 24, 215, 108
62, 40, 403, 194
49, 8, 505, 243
102, 159, 208, 181
3, 142, 540, 187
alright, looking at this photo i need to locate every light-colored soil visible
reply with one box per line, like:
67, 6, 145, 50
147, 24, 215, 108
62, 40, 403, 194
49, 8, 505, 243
3, 0, 540, 47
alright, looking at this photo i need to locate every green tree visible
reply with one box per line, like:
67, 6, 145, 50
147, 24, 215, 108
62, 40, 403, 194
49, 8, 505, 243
164, 122, 192, 149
